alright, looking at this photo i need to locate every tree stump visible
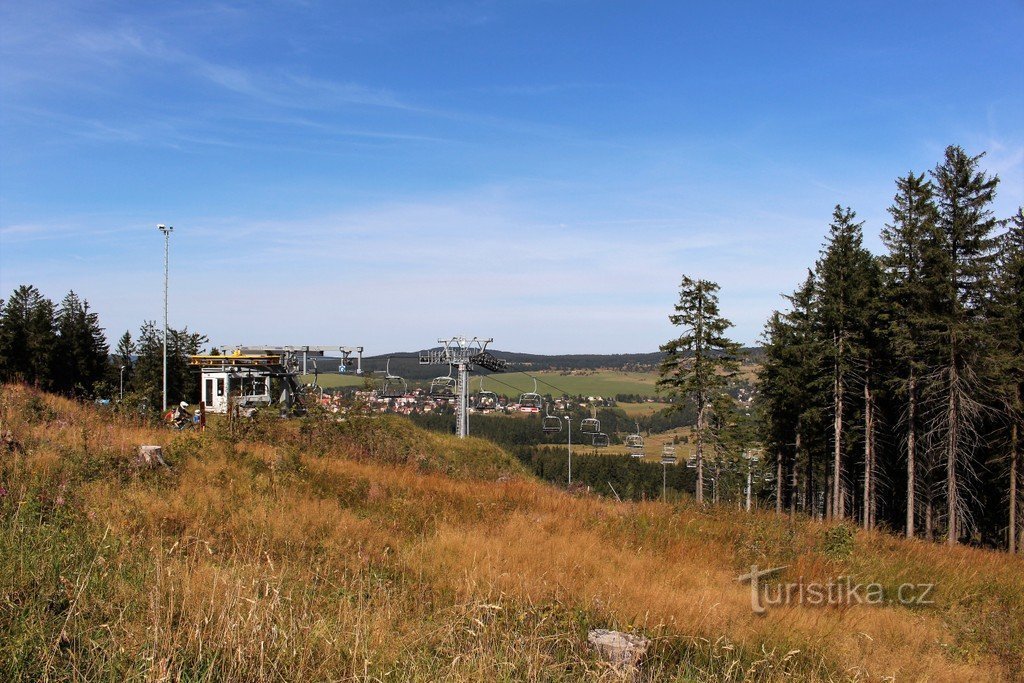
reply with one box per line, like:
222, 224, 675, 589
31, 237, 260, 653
135, 445, 168, 468
588, 629, 650, 677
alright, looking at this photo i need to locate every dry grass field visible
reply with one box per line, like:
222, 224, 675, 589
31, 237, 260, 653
1, 384, 1022, 681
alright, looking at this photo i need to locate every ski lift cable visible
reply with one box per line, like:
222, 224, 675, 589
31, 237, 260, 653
476, 372, 535, 398
362, 356, 580, 404
506, 369, 575, 398
364, 355, 575, 398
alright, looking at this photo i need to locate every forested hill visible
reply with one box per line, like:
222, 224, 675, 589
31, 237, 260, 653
344, 348, 761, 381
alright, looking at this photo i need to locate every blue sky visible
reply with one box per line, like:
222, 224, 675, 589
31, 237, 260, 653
1, 1, 1021, 354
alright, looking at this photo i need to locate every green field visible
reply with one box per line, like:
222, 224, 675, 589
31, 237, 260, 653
617, 400, 668, 417
303, 370, 665, 397
453, 370, 661, 398
300, 373, 371, 388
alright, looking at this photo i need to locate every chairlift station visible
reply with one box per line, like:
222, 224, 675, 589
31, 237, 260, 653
190, 345, 363, 414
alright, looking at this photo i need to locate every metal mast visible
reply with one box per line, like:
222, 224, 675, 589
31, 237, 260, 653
420, 336, 506, 438
158, 224, 173, 412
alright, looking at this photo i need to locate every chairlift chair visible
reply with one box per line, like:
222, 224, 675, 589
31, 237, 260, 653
542, 403, 563, 433
473, 377, 498, 411
686, 455, 698, 469
625, 421, 644, 450
378, 357, 408, 398
518, 378, 543, 410
592, 432, 609, 448
581, 406, 600, 434
429, 366, 457, 399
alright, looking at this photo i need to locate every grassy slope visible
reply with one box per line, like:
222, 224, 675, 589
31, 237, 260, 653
1, 385, 1022, 682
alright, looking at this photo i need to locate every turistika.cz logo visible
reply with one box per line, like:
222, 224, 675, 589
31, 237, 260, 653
736, 565, 935, 614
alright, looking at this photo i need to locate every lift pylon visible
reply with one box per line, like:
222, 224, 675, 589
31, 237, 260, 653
419, 336, 506, 438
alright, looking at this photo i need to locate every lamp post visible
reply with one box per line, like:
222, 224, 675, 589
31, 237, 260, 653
119, 365, 126, 401
157, 224, 173, 412
565, 415, 572, 487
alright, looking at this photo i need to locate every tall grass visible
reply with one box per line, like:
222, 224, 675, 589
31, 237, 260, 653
1, 384, 1021, 681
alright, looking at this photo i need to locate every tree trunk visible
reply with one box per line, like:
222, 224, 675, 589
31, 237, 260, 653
947, 362, 959, 546
805, 435, 814, 517
775, 451, 783, 514
791, 431, 800, 516
869, 420, 877, 528
1010, 421, 1018, 554
695, 400, 705, 504
925, 496, 934, 542
714, 462, 721, 505
826, 472, 833, 521
907, 373, 916, 539
863, 375, 873, 530
833, 355, 844, 520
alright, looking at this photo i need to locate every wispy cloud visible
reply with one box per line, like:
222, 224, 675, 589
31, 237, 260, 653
0, 181, 801, 350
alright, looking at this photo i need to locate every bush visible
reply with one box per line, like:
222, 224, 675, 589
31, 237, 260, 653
821, 523, 856, 559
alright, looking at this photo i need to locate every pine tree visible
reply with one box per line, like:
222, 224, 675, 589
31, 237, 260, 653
859, 257, 884, 530
759, 271, 824, 516
112, 330, 135, 394
992, 207, 1024, 552
132, 321, 165, 411
132, 321, 209, 410
881, 171, 939, 537
923, 145, 1001, 545
760, 310, 795, 513
658, 276, 742, 503
52, 291, 109, 396
706, 392, 756, 507
0, 285, 57, 387
815, 206, 877, 520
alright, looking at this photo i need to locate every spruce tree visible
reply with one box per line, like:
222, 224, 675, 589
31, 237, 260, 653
759, 271, 824, 516
0, 285, 56, 387
881, 171, 939, 537
992, 207, 1024, 552
858, 257, 884, 530
924, 145, 1000, 545
132, 321, 165, 411
815, 206, 877, 520
111, 330, 135, 393
52, 291, 109, 396
132, 321, 208, 410
658, 276, 742, 503
760, 310, 796, 512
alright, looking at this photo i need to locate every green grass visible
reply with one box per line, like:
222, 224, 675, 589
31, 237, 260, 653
303, 370, 665, 397
618, 401, 669, 417
467, 371, 661, 398
299, 373, 371, 389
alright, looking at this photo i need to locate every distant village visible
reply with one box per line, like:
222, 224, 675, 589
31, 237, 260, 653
313, 388, 630, 416
306, 383, 756, 417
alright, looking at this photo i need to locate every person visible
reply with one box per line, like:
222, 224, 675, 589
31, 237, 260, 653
172, 401, 190, 429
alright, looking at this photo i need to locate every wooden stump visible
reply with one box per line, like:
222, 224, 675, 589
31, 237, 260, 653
588, 629, 650, 678
135, 445, 168, 468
